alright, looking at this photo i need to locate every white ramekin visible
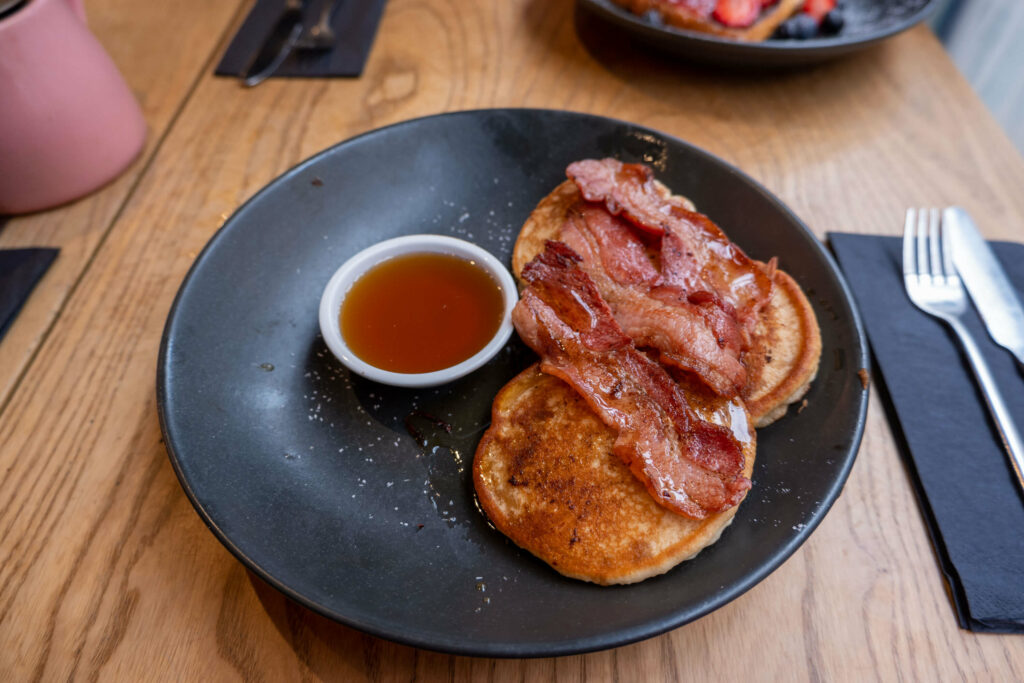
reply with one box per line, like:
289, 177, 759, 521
318, 234, 518, 387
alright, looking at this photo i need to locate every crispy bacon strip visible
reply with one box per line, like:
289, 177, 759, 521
560, 202, 746, 397
513, 241, 750, 519
567, 158, 775, 335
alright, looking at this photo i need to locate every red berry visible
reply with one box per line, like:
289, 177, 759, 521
802, 0, 836, 22
713, 0, 760, 27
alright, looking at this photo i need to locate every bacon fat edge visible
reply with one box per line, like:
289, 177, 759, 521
559, 201, 748, 397
513, 241, 751, 519
566, 158, 776, 339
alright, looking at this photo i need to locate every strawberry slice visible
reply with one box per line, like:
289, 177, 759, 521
713, 0, 760, 27
803, 0, 836, 22
761, 0, 779, 6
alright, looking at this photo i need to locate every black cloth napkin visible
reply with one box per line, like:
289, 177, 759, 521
829, 232, 1024, 633
0, 248, 59, 342
215, 0, 387, 79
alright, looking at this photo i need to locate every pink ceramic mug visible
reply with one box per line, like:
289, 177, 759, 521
0, 0, 147, 214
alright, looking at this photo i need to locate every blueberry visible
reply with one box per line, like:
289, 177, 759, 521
785, 14, 819, 40
821, 9, 845, 34
642, 9, 664, 27
773, 21, 792, 39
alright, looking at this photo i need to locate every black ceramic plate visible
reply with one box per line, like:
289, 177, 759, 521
158, 109, 868, 657
577, 0, 935, 67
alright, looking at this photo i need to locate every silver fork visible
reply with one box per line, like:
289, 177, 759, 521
903, 208, 1024, 493
295, 0, 339, 50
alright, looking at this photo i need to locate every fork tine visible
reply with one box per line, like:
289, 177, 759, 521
903, 208, 916, 277
940, 210, 958, 283
916, 208, 930, 279
928, 208, 942, 278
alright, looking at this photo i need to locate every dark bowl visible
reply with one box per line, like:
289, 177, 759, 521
577, 0, 935, 68
157, 108, 869, 657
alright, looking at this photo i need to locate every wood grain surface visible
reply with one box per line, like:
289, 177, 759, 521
3, 0, 1024, 680
0, 0, 248, 407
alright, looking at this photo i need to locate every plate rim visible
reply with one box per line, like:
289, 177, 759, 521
156, 107, 870, 657
578, 0, 937, 59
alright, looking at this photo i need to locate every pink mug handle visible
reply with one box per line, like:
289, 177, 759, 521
66, 0, 86, 22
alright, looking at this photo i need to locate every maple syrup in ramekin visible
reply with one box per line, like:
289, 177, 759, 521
339, 252, 505, 374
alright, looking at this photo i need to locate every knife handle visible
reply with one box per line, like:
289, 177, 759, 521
949, 317, 1024, 494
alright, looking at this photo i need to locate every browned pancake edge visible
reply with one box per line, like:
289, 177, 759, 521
742, 269, 822, 427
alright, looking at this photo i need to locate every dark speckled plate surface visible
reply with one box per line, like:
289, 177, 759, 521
157, 109, 868, 657
578, 0, 935, 67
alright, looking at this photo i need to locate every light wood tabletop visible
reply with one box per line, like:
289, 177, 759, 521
3, 0, 1024, 679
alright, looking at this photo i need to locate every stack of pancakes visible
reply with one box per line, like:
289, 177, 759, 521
473, 173, 821, 585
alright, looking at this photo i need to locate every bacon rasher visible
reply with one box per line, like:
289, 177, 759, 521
559, 202, 747, 397
567, 158, 775, 337
513, 241, 750, 519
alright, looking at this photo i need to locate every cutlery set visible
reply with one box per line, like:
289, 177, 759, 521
242, 0, 341, 86
903, 207, 1024, 493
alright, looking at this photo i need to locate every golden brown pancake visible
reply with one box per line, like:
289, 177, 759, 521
510, 179, 821, 426
473, 366, 756, 585
742, 269, 822, 427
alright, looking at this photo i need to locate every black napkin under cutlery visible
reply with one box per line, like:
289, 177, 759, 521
216, 0, 387, 79
829, 232, 1024, 633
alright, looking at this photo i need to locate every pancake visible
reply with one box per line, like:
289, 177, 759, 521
511, 179, 821, 426
742, 269, 821, 427
473, 365, 756, 585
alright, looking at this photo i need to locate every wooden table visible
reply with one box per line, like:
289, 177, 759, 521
3, 1, 1023, 679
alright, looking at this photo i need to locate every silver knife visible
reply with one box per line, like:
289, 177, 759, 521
242, 0, 305, 88
946, 206, 1024, 366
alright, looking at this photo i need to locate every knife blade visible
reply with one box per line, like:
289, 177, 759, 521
946, 206, 1024, 365
242, 0, 305, 87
